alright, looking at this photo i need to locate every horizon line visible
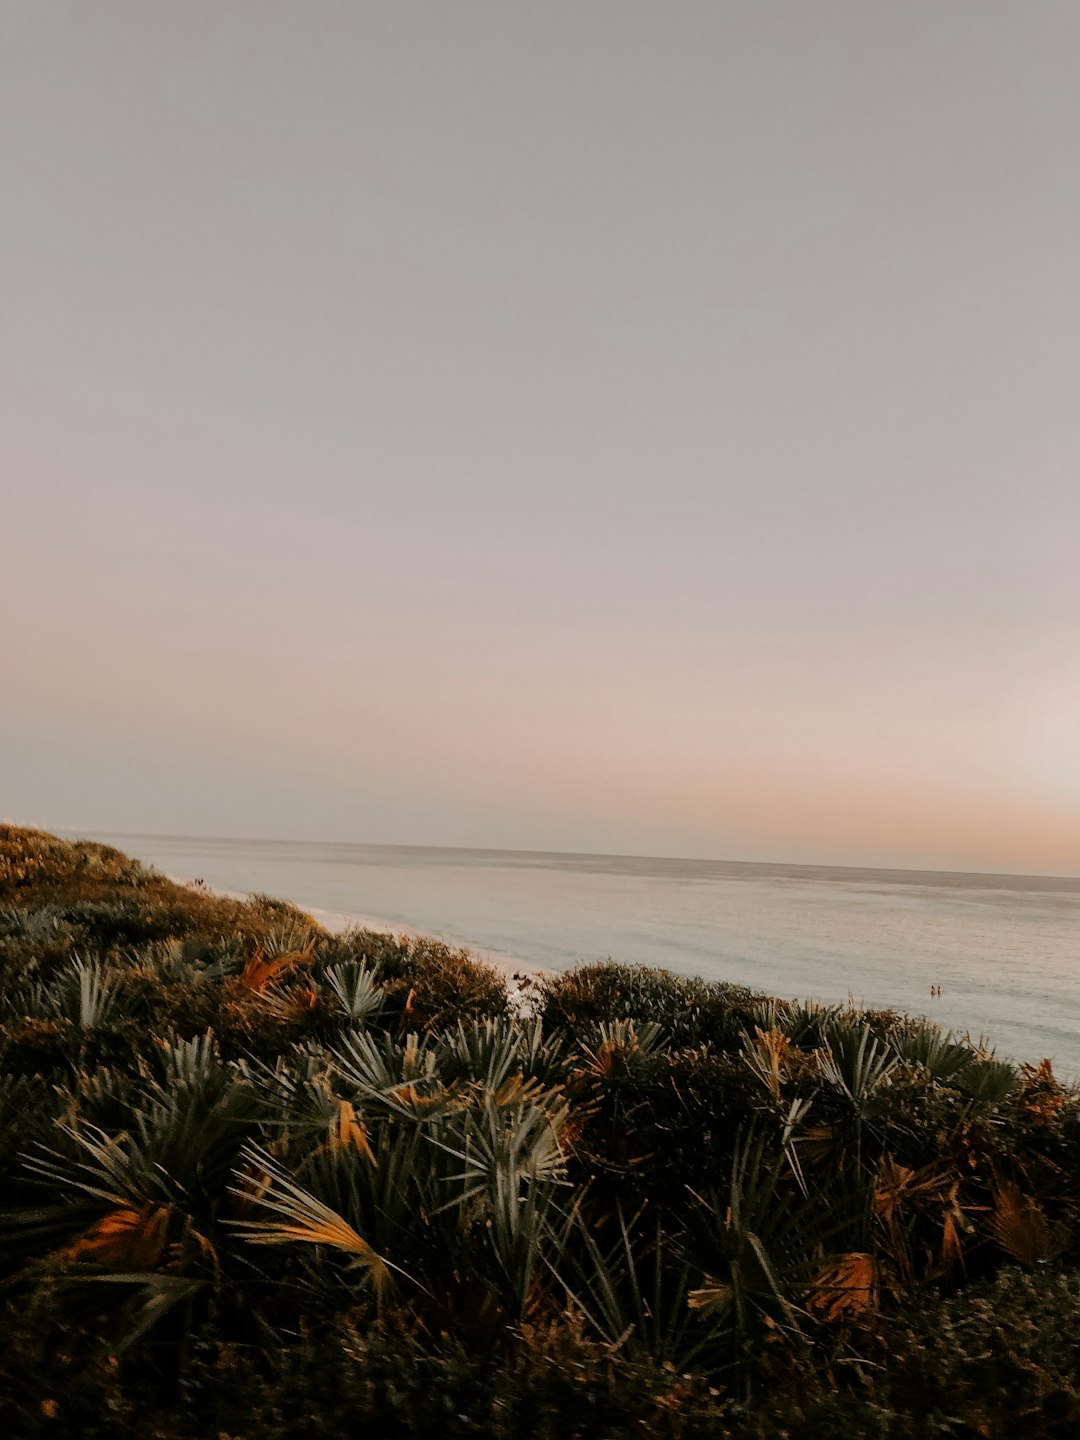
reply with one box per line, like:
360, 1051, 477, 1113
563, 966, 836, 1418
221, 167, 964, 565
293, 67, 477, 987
47, 823, 1080, 886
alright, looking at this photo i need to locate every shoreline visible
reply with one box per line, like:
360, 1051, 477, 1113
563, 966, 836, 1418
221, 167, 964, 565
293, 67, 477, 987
126, 840, 1077, 1083
168, 873, 546, 985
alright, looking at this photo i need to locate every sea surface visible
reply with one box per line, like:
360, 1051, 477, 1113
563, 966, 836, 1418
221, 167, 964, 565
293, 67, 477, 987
92, 833, 1080, 1081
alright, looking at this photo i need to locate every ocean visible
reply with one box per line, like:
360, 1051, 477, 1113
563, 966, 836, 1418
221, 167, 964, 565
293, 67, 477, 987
92, 833, 1080, 1081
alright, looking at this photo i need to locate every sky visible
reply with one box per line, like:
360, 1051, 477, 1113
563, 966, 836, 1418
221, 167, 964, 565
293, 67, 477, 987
2, 1, 1079, 875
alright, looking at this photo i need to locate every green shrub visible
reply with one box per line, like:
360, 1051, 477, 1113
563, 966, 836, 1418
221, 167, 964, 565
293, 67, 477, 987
1, 828, 1078, 1437
540, 962, 763, 1050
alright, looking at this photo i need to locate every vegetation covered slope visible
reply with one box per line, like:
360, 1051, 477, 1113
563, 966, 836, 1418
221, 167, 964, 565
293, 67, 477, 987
1, 826, 1078, 1437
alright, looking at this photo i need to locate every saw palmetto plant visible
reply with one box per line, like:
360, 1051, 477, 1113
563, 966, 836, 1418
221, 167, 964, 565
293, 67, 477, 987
1, 827, 1079, 1435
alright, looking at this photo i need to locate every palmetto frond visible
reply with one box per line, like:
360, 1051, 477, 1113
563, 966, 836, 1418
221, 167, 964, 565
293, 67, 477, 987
427, 1082, 569, 1208
742, 1027, 794, 1101
260, 924, 318, 961
0, 902, 68, 943
479, 1163, 564, 1321
783, 1000, 843, 1051
36, 958, 124, 1031
889, 1021, 975, 1081
805, 1251, 876, 1319
230, 1142, 393, 1296
872, 1155, 974, 1287
818, 1024, 899, 1118
241, 950, 299, 995
436, 1016, 569, 1091
26, 1122, 150, 1211
131, 937, 232, 987
59, 1064, 138, 1134
64, 1203, 172, 1269
156, 1031, 224, 1091
683, 1123, 841, 1368
559, 1202, 715, 1370
19, 1045, 260, 1261
575, 1019, 666, 1079
957, 1056, 1017, 1105
750, 998, 795, 1034
324, 960, 385, 1023
332, 1029, 454, 1116
237, 1050, 353, 1154
986, 1182, 1061, 1265
334, 1027, 439, 1091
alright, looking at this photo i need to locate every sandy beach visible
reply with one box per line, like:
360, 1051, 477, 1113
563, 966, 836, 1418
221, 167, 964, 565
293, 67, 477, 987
170, 873, 545, 987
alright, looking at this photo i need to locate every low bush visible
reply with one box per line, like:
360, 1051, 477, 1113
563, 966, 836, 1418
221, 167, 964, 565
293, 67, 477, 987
539, 961, 763, 1050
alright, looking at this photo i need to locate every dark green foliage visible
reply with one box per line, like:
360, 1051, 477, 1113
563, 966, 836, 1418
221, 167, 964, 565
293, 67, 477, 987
327, 928, 510, 1030
1, 827, 1078, 1436
539, 961, 763, 1050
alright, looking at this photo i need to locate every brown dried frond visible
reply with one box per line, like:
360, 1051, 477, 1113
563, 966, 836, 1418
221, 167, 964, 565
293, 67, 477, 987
241, 939, 316, 995
874, 1156, 953, 1224
240, 1208, 390, 1297
590, 1039, 622, 1076
332, 1100, 377, 1162
807, 1252, 876, 1319
493, 1074, 549, 1108
875, 1158, 917, 1225
687, 1275, 733, 1315
872, 1158, 974, 1282
986, 1182, 1059, 1265
241, 950, 294, 994
793, 1122, 836, 1168
229, 1159, 273, 1218
65, 1205, 170, 1270
1017, 1058, 1067, 1127
291, 984, 320, 1011
939, 1209, 966, 1272
270, 1215, 382, 1261
386, 1081, 462, 1116
744, 1027, 793, 1100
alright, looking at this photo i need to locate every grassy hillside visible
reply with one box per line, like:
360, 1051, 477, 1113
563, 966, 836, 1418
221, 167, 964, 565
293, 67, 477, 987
1, 826, 1078, 1437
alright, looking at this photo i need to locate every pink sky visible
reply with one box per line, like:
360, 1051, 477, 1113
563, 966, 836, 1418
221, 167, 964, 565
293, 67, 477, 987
3, 3, 1079, 875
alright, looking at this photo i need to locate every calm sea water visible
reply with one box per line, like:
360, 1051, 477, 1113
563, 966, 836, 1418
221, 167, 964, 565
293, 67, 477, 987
93, 833, 1080, 1081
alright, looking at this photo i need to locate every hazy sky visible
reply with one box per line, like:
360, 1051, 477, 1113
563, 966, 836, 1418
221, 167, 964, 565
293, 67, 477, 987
3, 2, 1079, 874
